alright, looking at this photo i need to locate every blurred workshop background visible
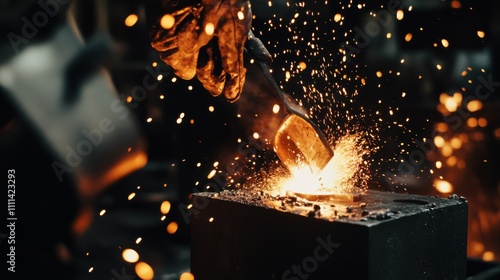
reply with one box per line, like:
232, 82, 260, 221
0, 0, 499, 279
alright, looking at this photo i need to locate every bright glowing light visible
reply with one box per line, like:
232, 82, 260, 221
441, 39, 449, 48
434, 179, 453, 193
435, 122, 448, 132
160, 201, 171, 214
478, 118, 488, 127
447, 156, 457, 167
442, 144, 453, 157
237, 11, 245, 20
279, 134, 365, 195
99, 209, 106, 216
207, 169, 216, 179
467, 117, 478, 128
208, 106, 215, 112
122, 249, 139, 263
167, 222, 178, 234
443, 95, 460, 112
436, 161, 442, 169
477, 30, 485, 38
334, 14, 342, 22
205, 23, 215, 35
467, 100, 482, 112
450, 137, 462, 149
135, 262, 154, 280
298, 61, 307, 70
483, 251, 495, 261
253, 132, 260, 139
405, 33, 412, 42
396, 10, 404, 20
160, 14, 175, 29
180, 272, 195, 280
451, 0, 461, 9
128, 192, 136, 200
434, 136, 445, 148
125, 14, 138, 27
273, 104, 280, 114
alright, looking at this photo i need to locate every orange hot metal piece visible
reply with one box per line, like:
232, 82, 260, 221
245, 32, 334, 174
274, 114, 334, 174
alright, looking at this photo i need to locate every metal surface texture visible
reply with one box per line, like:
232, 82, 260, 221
191, 190, 468, 280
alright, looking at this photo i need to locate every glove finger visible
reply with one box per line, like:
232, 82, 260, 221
152, 6, 204, 80
150, 6, 195, 52
197, 39, 225, 97
159, 50, 199, 80
217, 0, 252, 102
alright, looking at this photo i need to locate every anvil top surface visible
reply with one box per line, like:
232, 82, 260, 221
195, 190, 467, 227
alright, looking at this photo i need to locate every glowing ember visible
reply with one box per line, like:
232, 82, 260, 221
434, 179, 453, 193
272, 104, 280, 114
160, 201, 171, 214
128, 192, 136, 200
160, 14, 175, 29
135, 262, 154, 280
167, 221, 178, 234
124, 14, 138, 27
205, 23, 215, 36
122, 248, 139, 263
180, 272, 195, 280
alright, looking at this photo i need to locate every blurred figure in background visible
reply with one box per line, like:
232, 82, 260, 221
0, 0, 252, 278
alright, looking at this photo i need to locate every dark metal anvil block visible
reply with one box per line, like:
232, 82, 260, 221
191, 190, 467, 280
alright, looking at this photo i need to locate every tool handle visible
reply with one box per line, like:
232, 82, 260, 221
246, 30, 273, 66
245, 31, 296, 115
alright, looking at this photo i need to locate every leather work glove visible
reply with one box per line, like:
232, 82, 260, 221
149, 0, 252, 102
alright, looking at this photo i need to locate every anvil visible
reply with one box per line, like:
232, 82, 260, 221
191, 190, 467, 280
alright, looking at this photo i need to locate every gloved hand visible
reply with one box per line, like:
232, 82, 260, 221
149, 0, 252, 102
